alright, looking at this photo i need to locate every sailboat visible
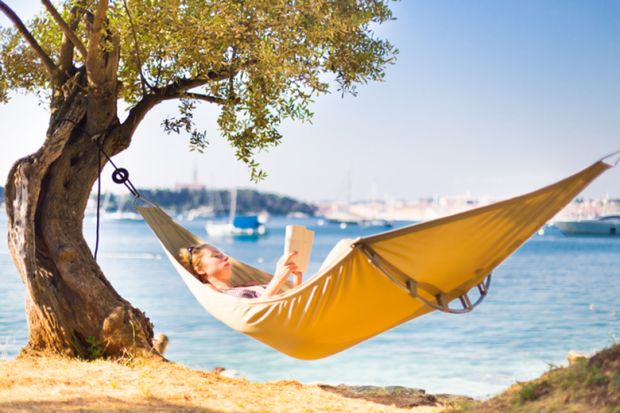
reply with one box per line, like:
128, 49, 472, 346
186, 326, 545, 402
205, 188, 267, 237
87, 192, 142, 222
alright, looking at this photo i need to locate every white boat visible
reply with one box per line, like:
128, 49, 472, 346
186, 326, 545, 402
85, 193, 143, 222
205, 188, 267, 237
100, 210, 143, 221
324, 211, 392, 228
554, 214, 620, 236
325, 211, 364, 226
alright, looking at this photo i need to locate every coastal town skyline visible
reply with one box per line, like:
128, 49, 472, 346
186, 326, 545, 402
1, 1, 618, 203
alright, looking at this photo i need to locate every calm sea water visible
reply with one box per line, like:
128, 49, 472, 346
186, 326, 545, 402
1, 211, 619, 398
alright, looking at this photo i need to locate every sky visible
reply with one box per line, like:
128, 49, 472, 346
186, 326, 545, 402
0, 1, 619, 203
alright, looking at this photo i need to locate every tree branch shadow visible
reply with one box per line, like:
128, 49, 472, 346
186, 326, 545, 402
0, 396, 226, 412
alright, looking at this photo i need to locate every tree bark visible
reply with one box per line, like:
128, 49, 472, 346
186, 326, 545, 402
4, 73, 156, 359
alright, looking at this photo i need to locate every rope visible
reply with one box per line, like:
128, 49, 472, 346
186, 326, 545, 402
94, 141, 141, 198
599, 149, 620, 167
92, 139, 142, 261
46, 117, 144, 261
94, 137, 102, 260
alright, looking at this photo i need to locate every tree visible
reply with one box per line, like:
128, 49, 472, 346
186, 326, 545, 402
0, 0, 396, 358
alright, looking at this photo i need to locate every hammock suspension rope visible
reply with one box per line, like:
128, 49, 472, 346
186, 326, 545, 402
358, 242, 492, 314
46, 116, 145, 260
93, 136, 142, 259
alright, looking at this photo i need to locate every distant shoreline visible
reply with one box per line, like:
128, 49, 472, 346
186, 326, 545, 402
3, 186, 619, 223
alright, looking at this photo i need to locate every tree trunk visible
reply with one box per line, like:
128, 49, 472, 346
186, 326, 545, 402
4, 74, 156, 359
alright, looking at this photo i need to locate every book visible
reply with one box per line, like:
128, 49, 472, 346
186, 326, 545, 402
283, 225, 315, 273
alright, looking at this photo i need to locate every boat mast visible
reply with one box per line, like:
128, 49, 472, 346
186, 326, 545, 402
228, 188, 237, 224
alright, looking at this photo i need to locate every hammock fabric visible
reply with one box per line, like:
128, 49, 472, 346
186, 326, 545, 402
138, 160, 611, 360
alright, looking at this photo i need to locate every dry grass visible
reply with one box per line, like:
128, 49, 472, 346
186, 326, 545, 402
0, 355, 449, 412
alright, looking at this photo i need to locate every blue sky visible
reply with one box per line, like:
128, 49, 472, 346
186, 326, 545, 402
1, 1, 618, 202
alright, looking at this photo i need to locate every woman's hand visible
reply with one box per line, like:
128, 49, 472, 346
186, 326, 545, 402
278, 252, 303, 286
274, 251, 299, 279
263, 251, 300, 296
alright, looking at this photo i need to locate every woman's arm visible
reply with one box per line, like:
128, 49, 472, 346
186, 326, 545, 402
262, 251, 299, 297
293, 272, 303, 287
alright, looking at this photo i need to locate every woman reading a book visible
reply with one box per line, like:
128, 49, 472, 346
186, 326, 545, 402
178, 244, 302, 298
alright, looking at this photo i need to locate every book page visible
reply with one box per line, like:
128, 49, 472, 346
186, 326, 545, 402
284, 225, 314, 273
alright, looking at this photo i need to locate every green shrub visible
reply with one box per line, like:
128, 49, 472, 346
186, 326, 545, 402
86, 336, 104, 360
585, 366, 608, 387
517, 381, 550, 403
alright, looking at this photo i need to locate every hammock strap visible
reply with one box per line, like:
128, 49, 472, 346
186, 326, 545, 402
357, 243, 491, 314
95, 141, 141, 198
600, 149, 620, 166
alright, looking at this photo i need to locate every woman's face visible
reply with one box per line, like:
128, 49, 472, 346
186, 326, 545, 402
197, 247, 232, 282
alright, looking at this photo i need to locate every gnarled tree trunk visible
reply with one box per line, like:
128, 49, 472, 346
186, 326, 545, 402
4, 72, 156, 359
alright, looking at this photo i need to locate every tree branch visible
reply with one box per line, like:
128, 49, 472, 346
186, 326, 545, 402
116, 60, 254, 145
59, 7, 78, 74
0, 0, 60, 81
183, 93, 228, 105
41, 0, 87, 58
118, 86, 229, 142
59, 3, 89, 76
116, 95, 159, 144
86, 0, 109, 85
154, 60, 255, 96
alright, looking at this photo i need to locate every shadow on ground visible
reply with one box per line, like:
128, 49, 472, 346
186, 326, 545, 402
0, 396, 224, 413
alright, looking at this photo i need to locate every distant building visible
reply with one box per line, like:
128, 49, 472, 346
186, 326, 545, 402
174, 166, 205, 191
174, 182, 206, 191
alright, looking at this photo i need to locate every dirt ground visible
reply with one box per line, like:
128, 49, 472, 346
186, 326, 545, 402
0, 355, 454, 413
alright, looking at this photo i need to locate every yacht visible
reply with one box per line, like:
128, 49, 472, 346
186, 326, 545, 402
554, 215, 620, 236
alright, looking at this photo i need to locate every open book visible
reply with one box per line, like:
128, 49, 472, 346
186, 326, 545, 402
284, 225, 315, 273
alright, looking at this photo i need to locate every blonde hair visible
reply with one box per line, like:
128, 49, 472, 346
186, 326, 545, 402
178, 244, 216, 281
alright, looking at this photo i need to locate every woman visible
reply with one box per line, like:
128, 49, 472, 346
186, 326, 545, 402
178, 244, 301, 298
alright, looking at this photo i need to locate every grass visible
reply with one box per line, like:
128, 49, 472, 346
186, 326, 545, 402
452, 342, 620, 413
516, 380, 550, 403
86, 336, 105, 360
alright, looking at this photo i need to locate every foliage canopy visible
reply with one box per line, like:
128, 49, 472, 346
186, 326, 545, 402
0, 0, 396, 179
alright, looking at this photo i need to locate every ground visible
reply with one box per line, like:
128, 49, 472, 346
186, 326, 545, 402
2, 343, 619, 412
0, 355, 458, 412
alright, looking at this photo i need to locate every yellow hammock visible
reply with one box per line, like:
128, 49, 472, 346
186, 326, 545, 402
138, 160, 613, 360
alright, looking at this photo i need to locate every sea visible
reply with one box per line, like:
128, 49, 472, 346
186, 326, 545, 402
1, 211, 619, 399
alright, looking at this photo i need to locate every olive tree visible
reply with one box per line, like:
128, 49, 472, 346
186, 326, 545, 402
0, 0, 396, 358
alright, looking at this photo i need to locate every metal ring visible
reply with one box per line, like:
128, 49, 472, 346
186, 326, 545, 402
111, 168, 130, 184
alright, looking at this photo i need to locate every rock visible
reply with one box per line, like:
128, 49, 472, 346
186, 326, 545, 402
318, 384, 472, 408
152, 333, 169, 356
567, 351, 587, 365
211, 366, 239, 378
219, 369, 240, 378
102, 306, 131, 355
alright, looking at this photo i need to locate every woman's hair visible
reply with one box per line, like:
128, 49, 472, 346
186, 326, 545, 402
178, 243, 216, 280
